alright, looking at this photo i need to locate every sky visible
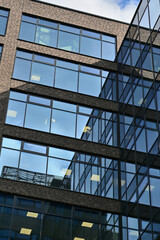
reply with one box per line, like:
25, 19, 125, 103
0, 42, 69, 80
39, 0, 140, 23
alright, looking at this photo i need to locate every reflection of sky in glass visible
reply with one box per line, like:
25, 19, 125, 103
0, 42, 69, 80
47, 158, 71, 177
49, 147, 75, 160
0, 148, 19, 174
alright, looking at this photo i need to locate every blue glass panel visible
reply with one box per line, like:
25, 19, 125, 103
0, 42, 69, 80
2, 138, 21, 150
56, 60, 78, 71
80, 36, 101, 58
150, 178, 160, 207
25, 103, 51, 132
31, 62, 55, 87
19, 22, 36, 42
82, 30, 100, 39
58, 31, 79, 53
0, 10, 8, 17
55, 67, 78, 92
53, 100, 76, 112
79, 72, 101, 97
23, 142, 47, 154
77, 115, 90, 139
34, 54, 55, 65
20, 152, 47, 174
0, 148, 20, 176
51, 109, 76, 137
47, 157, 71, 177
9, 91, 27, 102
39, 19, 58, 29
102, 35, 115, 43
80, 66, 100, 75
59, 24, 80, 34
49, 147, 74, 160
22, 15, 37, 24
29, 95, 51, 106
6, 100, 26, 127
16, 50, 32, 60
35, 26, 58, 47
0, 16, 7, 35
13, 58, 31, 81
102, 42, 115, 61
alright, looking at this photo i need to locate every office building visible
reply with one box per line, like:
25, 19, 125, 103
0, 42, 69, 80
0, 0, 159, 239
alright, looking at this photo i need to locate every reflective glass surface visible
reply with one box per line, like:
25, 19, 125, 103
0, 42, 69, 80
0, 9, 9, 35
19, 14, 116, 60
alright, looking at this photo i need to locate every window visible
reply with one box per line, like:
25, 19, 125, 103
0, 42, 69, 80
19, 15, 116, 61
0, 137, 118, 197
5, 91, 117, 145
13, 50, 108, 98
0, 9, 9, 36
0, 45, 2, 61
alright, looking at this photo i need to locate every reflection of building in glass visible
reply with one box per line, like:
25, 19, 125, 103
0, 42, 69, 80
0, 0, 160, 239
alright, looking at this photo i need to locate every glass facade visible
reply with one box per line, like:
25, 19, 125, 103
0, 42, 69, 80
13, 50, 109, 97
0, 45, 2, 60
0, 8, 9, 36
0, 0, 160, 239
19, 15, 116, 61
0, 192, 160, 240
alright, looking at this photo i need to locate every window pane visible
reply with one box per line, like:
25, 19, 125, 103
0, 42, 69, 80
13, 58, 31, 81
39, 19, 58, 29
16, 50, 32, 60
41, 215, 71, 240
20, 152, 47, 174
51, 109, 76, 137
2, 138, 21, 150
29, 95, 51, 106
55, 67, 78, 92
82, 29, 100, 39
19, 22, 36, 42
35, 26, 58, 47
80, 36, 101, 58
22, 15, 37, 24
23, 142, 47, 154
0, 148, 20, 177
0, 16, 7, 35
102, 42, 115, 61
79, 73, 101, 97
49, 147, 74, 160
58, 31, 79, 53
25, 104, 51, 132
6, 100, 26, 127
9, 91, 27, 102
102, 35, 115, 43
59, 24, 80, 34
31, 62, 54, 87
47, 157, 71, 178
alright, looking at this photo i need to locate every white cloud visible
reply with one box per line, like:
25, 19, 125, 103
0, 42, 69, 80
39, 0, 139, 23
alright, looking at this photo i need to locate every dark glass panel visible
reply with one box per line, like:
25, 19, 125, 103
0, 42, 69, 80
41, 215, 71, 240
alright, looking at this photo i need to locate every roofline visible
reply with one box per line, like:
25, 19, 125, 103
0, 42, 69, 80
31, 0, 129, 25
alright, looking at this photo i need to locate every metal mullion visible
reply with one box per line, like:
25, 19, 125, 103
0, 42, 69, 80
77, 65, 80, 94
56, 23, 60, 48
33, 18, 38, 43
22, 95, 28, 128
75, 105, 78, 138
